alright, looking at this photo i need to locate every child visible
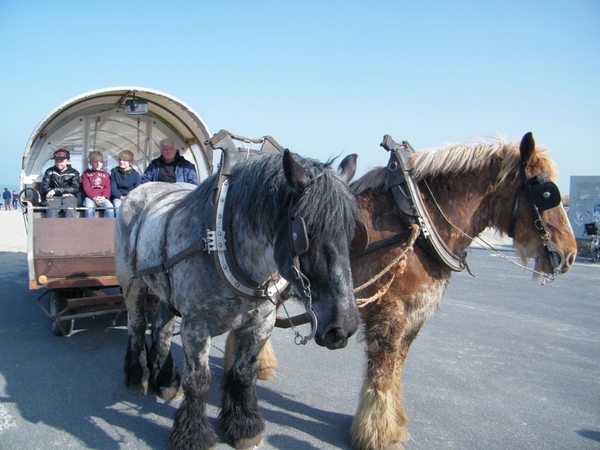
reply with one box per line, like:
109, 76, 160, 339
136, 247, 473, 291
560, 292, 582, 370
81, 151, 114, 218
40, 149, 80, 218
110, 150, 141, 215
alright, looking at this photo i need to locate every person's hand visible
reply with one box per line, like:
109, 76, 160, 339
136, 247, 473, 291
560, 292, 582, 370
63, 193, 73, 197
94, 196, 105, 206
46, 189, 56, 198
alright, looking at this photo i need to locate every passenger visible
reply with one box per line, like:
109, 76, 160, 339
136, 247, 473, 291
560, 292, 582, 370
81, 151, 115, 218
141, 138, 199, 185
11, 190, 18, 209
2, 188, 11, 210
110, 150, 141, 214
40, 149, 80, 218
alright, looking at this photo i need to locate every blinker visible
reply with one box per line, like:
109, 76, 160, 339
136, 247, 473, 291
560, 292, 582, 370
528, 181, 561, 212
291, 215, 309, 256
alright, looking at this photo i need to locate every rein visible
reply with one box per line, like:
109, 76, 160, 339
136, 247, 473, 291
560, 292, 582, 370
353, 224, 420, 307
423, 180, 556, 283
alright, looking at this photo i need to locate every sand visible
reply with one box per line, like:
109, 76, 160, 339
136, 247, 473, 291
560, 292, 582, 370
0, 209, 27, 253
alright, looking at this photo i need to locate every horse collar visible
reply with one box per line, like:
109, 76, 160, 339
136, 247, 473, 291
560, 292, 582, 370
381, 135, 466, 273
205, 175, 289, 300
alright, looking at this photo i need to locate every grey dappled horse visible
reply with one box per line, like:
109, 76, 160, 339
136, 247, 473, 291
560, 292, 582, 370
114, 150, 360, 450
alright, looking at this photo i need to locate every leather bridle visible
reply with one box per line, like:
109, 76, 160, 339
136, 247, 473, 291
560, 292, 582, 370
508, 163, 564, 276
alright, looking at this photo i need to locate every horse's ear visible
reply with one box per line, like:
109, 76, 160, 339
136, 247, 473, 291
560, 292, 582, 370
338, 154, 358, 183
519, 132, 535, 164
283, 149, 309, 192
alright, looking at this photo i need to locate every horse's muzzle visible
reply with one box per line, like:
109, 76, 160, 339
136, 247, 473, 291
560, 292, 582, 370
316, 323, 356, 350
561, 249, 576, 273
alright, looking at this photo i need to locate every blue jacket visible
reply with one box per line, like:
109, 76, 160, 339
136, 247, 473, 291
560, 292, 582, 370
141, 152, 199, 186
110, 167, 141, 200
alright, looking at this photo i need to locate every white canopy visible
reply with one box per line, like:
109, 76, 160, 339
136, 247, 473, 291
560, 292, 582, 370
21, 86, 213, 187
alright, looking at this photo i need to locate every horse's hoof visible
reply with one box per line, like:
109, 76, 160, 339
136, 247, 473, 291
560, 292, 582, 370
382, 431, 410, 450
126, 381, 148, 396
382, 442, 405, 450
234, 435, 263, 449
158, 384, 183, 401
257, 368, 276, 380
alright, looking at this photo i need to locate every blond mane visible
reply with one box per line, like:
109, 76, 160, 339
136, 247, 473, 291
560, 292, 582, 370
352, 137, 557, 195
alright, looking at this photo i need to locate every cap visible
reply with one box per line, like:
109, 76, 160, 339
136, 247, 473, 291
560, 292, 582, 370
53, 149, 70, 160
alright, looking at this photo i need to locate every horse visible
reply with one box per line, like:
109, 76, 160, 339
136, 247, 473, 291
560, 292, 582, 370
253, 132, 577, 449
114, 149, 361, 450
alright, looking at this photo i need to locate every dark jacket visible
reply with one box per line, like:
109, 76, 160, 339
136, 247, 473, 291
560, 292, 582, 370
41, 165, 81, 200
110, 167, 141, 200
2, 190, 11, 200
141, 152, 199, 186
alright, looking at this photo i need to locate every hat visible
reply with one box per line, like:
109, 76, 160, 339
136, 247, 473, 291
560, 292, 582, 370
53, 149, 70, 160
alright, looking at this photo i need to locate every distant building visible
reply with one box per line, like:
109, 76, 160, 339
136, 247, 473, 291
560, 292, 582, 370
568, 176, 600, 239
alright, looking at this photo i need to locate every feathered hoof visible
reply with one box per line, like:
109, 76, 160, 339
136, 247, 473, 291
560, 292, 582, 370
257, 368, 276, 380
158, 384, 183, 401
233, 434, 263, 450
126, 381, 149, 396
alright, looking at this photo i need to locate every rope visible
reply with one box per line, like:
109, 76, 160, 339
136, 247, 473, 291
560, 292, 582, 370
354, 224, 420, 307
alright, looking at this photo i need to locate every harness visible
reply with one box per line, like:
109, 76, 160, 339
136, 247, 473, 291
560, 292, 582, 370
202, 129, 291, 300
365, 134, 564, 278
131, 130, 318, 343
132, 189, 200, 277
378, 135, 467, 272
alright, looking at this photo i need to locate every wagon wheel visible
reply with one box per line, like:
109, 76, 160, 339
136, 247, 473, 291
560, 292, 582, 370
49, 291, 74, 337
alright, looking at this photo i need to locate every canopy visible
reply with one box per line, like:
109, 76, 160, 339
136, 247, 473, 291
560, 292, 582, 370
21, 87, 213, 188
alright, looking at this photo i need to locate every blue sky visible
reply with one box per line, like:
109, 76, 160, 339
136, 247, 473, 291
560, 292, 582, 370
0, 0, 598, 194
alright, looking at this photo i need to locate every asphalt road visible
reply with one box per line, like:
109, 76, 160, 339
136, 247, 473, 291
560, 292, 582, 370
0, 247, 598, 449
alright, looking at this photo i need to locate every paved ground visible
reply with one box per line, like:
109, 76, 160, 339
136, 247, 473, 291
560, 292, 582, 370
0, 246, 598, 449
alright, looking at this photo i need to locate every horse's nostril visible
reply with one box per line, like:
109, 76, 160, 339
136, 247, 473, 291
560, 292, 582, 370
562, 252, 576, 273
322, 327, 348, 350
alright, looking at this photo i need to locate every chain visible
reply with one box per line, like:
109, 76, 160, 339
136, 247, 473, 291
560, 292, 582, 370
56, 307, 125, 352
290, 260, 317, 345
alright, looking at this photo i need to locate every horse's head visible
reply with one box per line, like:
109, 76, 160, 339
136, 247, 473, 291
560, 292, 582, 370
274, 150, 360, 349
507, 132, 577, 277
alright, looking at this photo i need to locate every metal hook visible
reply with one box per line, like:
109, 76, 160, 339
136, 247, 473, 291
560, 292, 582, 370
241, 139, 253, 159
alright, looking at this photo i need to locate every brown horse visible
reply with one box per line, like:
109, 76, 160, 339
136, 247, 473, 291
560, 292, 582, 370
237, 132, 577, 449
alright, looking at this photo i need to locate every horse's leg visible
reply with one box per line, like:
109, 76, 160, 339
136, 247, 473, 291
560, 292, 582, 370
170, 323, 217, 450
351, 299, 412, 450
220, 326, 270, 449
236, 334, 277, 381
124, 278, 150, 395
149, 301, 182, 400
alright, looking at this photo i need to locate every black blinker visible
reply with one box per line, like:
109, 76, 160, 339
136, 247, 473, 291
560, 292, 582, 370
291, 215, 309, 256
529, 181, 561, 211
